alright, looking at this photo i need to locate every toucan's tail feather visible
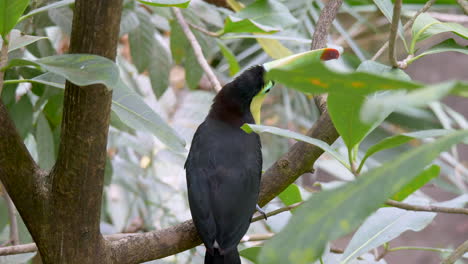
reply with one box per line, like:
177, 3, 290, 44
205, 248, 240, 264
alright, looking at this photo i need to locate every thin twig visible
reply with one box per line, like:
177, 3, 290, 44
251, 201, 303, 222
0, 34, 10, 96
385, 200, 468, 215
172, 8, 222, 92
1, 183, 19, 246
372, 0, 436, 61
310, 0, 343, 117
188, 23, 220, 37
388, 0, 402, 67
441, 239, 468, 264
456, 0, 468, 15
241, 233, 274, 242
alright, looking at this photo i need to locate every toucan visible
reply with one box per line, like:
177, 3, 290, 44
185, 65, 273, 264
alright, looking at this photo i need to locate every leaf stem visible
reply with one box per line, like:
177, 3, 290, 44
172, 8, 222, 92
388, 0, 402, 67
372, 0, 436, 61
385, 199, 468, 215
441, 239, 468, 264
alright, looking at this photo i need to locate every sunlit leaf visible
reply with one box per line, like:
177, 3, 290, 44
19, 0, 74, 23
391, 165, 439, 201
258, 130, 468, 264
411, 13, 468, 54
217, 40, 240, 76
0, 0, 30, 37
0, 29, 47, 52
408, 39, 468, 65
222, 0, 297, 34
240, 247, 262, 263
112, 80, 186, 153
341, 205, 436, 264
137, 0, 190, 8
242, 124, 349, 169
278, 183, 302, 207
35, 54, 120, 91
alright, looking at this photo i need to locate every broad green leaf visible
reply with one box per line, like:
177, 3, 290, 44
407, 39, 468, 65
240, 247, 262, 263
0, 29, 47, 52
137, 0, 190, 8
112, 80, 186, 153
358, 129, 451, 173
266, 55, 419, 96
35, 112, 55, 170
222, 0, 297, 34
130, 10, 170, 97
278, 183, 302, 207
242, 124, 349, 169
221, 34, 311, 44
328, 93, 390, 151
361, 81, 466, 124
185, 47, 204, 89
356, 60, 411, 81
35, 54, 120, 91
10, 95, 33, 139
18, 0, 74, 23
411, 13, 468, 54
373, 0, 407, 51
24, 134, 38, 162
119, 9, 140, 36
47, 5, 73, 36
217, 40, 240, 76
170, 20, 187, 64
391, 165, 439, 201
341, 206, 436, 264
0, 0, 30, 37
257, 130, 468, 264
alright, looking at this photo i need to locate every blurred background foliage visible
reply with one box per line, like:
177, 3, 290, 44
0, 0, 467, 263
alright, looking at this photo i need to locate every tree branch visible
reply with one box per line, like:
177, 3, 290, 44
172, 7, 222, 92
251, 202, 303, 222
456, 0, 468, 15
441, 239, 468, 264
310, 0, 343, 50
385, 200, 468, 215
372, 0, 436, 61
388, 0, 402, 67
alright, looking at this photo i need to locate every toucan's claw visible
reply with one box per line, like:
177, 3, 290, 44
256, 204, 267, 220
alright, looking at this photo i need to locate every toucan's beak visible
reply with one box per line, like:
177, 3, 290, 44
263, 48, 340, 72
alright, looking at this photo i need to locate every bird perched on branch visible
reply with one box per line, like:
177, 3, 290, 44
185, 65, 273, 264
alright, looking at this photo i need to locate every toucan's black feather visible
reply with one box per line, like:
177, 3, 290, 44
185, 66, 265, 264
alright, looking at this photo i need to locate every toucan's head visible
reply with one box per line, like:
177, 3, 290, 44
212, 65, 274, 124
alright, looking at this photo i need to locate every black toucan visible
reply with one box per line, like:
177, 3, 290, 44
185, 65, 273, 264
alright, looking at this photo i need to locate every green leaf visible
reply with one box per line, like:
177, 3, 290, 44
408, 39, 468, 65
341, 205, 436, 264
35, 54, 120, 91
278, 183, 302, 207
0, 0, 30, 37
356, 60, 411, 81
361, 81, 466, 124
137, 0, 190, 8
130, 10, 171, 97
119, 9, 140, 36
222, 0, 297, 34
240, 247, 262, 263
9, 95, 33, 139
0, 29, 47, 52
18, 0, 74, 23
35, 112, 55, 170
170, 20, 186, 64
257, 130, 468, 264
266, 55, 420, 96
358, 129, 451, 173
47, 5, 73, 36
185, 48, 204, 89
411, 13, 468, 54
242, 124, 349, 169
112, 80, 186, 153
391, 165, 439, 201
328, 93, 390, 151
217, 40, 240, 76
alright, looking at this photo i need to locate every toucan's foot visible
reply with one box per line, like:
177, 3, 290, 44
256, 204, 267, 220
